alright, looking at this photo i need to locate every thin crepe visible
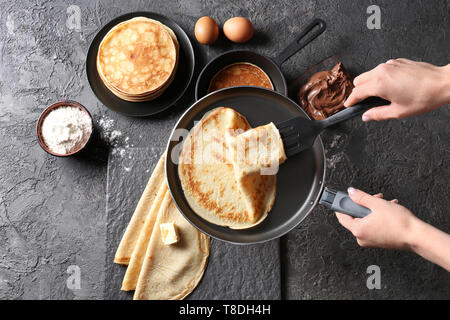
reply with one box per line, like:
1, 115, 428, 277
114, 155, 165, 265
121, 181, 168, 291
208, 62, 274, 93
134, 191, 210, 300
115, 153, 209, 299
178, 107, 279, 229
226, 122, 287, 177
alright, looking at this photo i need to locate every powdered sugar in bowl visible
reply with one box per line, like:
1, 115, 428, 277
37, 101, 93, 157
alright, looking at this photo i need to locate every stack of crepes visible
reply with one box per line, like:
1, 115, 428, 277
114, 154, 210, 300
97, 17, 179, 102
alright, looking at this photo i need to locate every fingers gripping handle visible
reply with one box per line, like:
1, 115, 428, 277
319, 187, 371, 218
316, 97, 391, 130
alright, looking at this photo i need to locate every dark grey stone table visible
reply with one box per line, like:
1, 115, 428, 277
0, 0, 448, 299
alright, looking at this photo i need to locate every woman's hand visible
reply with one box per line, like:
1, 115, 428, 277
336, 187, 450, 271
344, 59, 450, 121
335, 188, 418, 250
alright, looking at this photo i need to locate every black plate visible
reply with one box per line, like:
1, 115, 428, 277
166, 86, 326, 244
86, 12, 195, 117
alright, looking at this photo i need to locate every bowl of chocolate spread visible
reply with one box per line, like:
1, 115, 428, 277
288, 57, 354, 120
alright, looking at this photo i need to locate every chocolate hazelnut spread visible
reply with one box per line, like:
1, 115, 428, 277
298, 62, 354, 120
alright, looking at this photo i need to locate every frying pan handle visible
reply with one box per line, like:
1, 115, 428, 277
273, 19, 327, 66
319, 187, 371, 218
316, 97, 391, 130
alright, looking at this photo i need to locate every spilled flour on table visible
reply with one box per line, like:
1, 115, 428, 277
98, 115, 135, 172
326, 153, 343, 169
329, 134, 342, 149
326, 134, 344, 169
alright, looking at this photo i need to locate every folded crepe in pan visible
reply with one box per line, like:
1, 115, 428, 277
121, 181, 168, 291
134, 189, 210, 300
97, 17, 179, 101
226, 122, 286, 224
114, 155, 165, 265
178, 107, 279, 229
226, 122, 287, 177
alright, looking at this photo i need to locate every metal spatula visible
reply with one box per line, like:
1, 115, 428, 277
276, 97, 390, 157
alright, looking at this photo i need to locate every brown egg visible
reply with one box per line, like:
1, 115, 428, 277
223, 17, 254, 43
194, 16, 219, 45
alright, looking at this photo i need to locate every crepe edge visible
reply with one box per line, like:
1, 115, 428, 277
114, 154, 166, 265
121, 182, 168, 291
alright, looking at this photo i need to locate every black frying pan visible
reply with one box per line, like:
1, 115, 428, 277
166, 86, 326, 244
195, 19, 326, 100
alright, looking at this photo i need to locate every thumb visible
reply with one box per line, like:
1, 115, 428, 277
347, 187, 380, 209
362, 104, 395, 122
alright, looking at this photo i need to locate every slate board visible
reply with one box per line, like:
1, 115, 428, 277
104, 147, 281, 299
